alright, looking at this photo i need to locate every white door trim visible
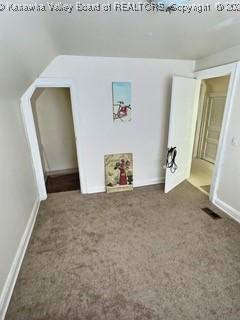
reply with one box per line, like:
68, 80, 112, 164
21, 77, 87, 200
201, 93, 227, 163
194, 62, 238, 202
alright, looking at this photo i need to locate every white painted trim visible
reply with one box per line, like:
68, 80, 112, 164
200, 94, 227, 163
134, 177, 165, 187
45, 168, 78, 176
214, 198, 240, 224
194, 62, 238, 203
186, 79, 201, 178
87, 177, 165, 194
0, 198, 40, 320
208, 92, 227, 98
87, 186, 105, 194
193, 81, 207, 158
194, 63, 236, 80
21, 97, 47, 200
21, 77, 87, 198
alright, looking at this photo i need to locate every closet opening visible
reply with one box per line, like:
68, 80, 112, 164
31, 87, 80, 193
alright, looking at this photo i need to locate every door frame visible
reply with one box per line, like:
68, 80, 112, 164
194, 62, 238, 202
200, 92, 227, 163
21, 77, 87, 200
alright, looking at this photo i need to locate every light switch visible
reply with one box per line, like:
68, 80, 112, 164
231, 137, 239, 147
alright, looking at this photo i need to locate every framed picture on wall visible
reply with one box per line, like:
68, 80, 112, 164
112, 82, 132, 122
105, 153, 133, 193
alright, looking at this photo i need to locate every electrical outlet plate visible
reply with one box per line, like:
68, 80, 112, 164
231, 137, 239, 147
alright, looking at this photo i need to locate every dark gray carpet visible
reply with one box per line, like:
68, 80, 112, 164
5, 182, 240, 320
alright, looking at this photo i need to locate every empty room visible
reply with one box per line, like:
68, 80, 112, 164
1, 1, 240, 320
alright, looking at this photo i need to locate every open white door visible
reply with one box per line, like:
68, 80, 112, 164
165, 76, 201, 193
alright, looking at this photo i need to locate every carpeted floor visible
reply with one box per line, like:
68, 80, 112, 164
200, 184, 211, 194
6, 182, 240, 320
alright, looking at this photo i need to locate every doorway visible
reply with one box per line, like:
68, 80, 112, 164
31, 87, 80, 193
164, 63, 236, 205
188, 76, 230, 195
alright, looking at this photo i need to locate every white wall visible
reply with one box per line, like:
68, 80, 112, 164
31, 88, 78, 174
196, 45, 240, 71
40, 56, 195, 192
0, 14, 59, 318
0, 98, 39, 316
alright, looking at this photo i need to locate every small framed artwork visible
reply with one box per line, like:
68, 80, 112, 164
112, 82, 132, 122
105, 153, 133, 193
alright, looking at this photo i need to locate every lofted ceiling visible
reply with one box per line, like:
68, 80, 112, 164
1, 0, 240, 98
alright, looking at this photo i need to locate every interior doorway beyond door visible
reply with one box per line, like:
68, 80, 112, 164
188, 75, 230, 195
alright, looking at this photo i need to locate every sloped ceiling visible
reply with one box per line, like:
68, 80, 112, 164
1, 0, 240, 98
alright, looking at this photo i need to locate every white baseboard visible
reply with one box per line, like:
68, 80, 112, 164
0, 198, 40, 320
86, 177, 165, 194
134, 177, 165, 187
214, 198, 240, 223
87, 186, 105, 194
46, 168, 78, 176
